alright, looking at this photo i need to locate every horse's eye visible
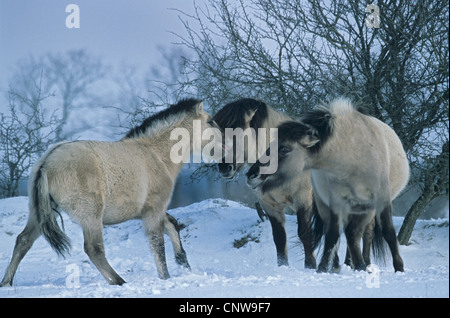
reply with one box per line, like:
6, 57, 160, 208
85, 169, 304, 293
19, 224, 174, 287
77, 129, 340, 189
279, 146, 291, 156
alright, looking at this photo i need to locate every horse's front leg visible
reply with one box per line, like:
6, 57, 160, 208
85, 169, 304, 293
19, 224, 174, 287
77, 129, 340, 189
261, 202, 288, 266
317, 211, 340, 273
143, 213, 170, 280
164, 213, 190, 269
296, 204, 317, 269
314, 196, 340, 273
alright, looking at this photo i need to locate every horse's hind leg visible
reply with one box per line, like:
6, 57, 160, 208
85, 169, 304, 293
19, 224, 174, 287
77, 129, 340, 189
362, 216, 375, 266
82, 222, 126, 285
379, 204, 404, 272
344, 214, 371, 271
164, 213, 190, 269
344, 216, 375, 269
331, 250, 341, 273
344, 247, 353, 269
1, 221, 40, 287
143, 213, 170, 280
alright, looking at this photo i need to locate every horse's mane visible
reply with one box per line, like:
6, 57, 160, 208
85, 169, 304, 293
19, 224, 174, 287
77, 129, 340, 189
278, 98, 367, 153
124, 98, 201, 139
213, 98, 269, 130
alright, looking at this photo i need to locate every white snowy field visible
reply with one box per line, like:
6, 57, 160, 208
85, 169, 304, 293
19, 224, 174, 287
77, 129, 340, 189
0, 197, 448, 298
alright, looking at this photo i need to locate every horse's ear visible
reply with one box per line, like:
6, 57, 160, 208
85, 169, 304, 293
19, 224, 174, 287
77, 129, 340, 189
244, 108, 257, 124
299, 128, 320, 148
195, 101, 204, 116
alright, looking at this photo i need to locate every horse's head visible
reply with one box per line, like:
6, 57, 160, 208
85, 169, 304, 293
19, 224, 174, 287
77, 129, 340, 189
193, 100, 222, 134
213, 99, 266, 179
246, 121, 320, 192
188, 100, 224, 162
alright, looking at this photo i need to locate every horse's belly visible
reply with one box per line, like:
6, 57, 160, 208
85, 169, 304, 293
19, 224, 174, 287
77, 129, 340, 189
101, 169, 150, 224
100, 182, 147, 224
102, 203, 143, 225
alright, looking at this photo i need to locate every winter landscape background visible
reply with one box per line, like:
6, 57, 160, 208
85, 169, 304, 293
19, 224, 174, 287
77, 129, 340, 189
0, 0, 448, 298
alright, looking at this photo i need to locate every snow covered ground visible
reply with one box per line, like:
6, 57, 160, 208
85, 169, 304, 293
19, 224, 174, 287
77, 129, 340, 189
0, 197, 448, 298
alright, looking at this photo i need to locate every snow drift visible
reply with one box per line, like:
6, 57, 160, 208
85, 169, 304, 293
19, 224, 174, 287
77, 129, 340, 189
0, 197, 448, 298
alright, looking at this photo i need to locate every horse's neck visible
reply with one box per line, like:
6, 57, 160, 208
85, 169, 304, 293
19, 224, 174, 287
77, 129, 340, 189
265, 108, 292, 129
262, 108, 292, 147
136, 122, 190, 178
251, 107, 291, 161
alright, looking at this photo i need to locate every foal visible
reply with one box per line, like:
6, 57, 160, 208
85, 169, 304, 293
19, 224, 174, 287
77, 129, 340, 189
1, 99, 222, 286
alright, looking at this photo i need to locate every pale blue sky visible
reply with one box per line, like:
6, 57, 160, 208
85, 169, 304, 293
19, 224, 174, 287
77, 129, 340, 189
0, 0, 200, 92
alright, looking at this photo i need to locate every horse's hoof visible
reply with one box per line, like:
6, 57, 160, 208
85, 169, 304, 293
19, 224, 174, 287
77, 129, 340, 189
277, 257, 289, 267
158, 272, 170, 280
331, 266, 341, 274
109, 276, 126, 286
394, 266, 404, 273
394, 258, 404, 272
183, 263, 191, 270
304, 258, 317, 269
175, 252, 191, 270
316, 265, 328, 273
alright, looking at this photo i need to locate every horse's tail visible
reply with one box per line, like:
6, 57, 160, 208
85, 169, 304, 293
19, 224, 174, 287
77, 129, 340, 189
29, 147, 71, 257
371, 216, 388, 265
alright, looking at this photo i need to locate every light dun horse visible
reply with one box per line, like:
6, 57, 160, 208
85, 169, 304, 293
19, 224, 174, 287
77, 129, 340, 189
247, 98, 409, 272
1, 99, 222, 286
213, 99, 321, 268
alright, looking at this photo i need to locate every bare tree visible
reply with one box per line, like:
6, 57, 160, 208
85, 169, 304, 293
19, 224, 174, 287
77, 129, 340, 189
10, 50, 108, 142
43, 50, 108, 141
0, 73, 58, 197
0, 50, 112, 197
177, 0, 449, 242
398, 140, 449, 244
